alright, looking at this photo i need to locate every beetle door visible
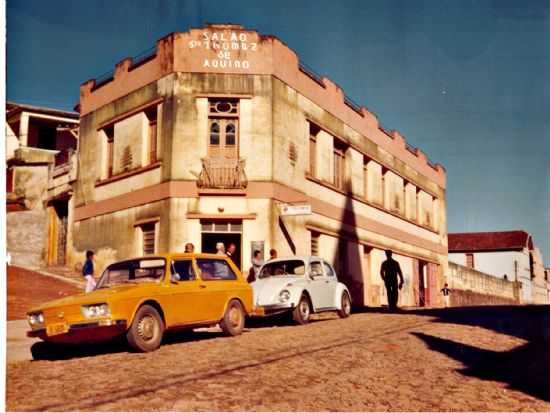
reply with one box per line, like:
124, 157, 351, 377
307, 261, 333, 310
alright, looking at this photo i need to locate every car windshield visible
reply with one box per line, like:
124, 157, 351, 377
96, 258, 166, 289
259, 260, 306, 278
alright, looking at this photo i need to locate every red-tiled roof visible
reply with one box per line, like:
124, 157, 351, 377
448, 231, 533, 252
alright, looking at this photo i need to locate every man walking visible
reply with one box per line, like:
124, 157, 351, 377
380, 250, 404, 310
82, 250, 96, 293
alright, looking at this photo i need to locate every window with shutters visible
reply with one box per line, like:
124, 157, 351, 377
311, 232, 319, 256
309, 122, 320, 177
208, 99, 239, 158
145, 106, 158, 164
333, 141, 346, 190
140, 223, 157, 255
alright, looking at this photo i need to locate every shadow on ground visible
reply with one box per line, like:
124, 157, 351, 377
30, 329, 226, 361
363, 305, 550, 402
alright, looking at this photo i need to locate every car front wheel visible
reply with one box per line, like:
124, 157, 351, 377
292, 294, 311, 325
220, 299, 245, 336
338, 291, 351, 318
127, 304, 164, 352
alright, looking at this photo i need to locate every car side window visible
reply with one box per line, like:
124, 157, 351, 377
323, 262, 335, 277
310, 262, 323, 277
196, 259, 237, 281
171, 260, 196, 282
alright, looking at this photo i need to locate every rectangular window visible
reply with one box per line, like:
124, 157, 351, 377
140, 223, 156, 255
145, 106, 158, 164
196, 259, 237, 280
104, 125, 114, 178
311, 232, 319, 256
333, 144, 345, 190
466, 253, 474, 269
309, 122, 320, 177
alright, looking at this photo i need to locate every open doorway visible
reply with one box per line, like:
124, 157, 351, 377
417, 260, 427, 307
52, 200, 68, 266
200, 220, 243, 271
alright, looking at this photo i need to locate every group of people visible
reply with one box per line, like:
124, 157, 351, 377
83, 246, 451, 309
81, 243, 279, 292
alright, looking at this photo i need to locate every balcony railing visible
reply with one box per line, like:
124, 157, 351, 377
197, 157, 247, 189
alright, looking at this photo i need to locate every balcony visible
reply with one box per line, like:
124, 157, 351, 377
47, 149, 78, 200
197, 157, 247, 190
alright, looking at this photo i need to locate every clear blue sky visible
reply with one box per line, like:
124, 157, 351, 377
7, 0, 550, 259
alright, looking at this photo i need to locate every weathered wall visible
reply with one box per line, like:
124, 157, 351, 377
6, 209, 47, 267
446, 262, 519, 305
12, 165, 49, 210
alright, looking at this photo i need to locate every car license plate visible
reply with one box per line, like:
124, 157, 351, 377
46, 322, 69, 336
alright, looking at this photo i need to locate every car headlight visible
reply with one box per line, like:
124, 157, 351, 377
279, 290, 291, 302
28, 312, 44, 326
81, 303, 110, 318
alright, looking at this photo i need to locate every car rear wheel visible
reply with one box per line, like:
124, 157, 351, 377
127, 305, 164, 352
292, 294, 311, 325
220, 299, 245, 336
338, 291, 351, 318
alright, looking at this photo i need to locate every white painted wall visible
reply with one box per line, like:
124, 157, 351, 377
449, 249, 534, 303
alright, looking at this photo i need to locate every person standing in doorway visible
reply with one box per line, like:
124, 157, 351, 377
226, 243, 237, 265
380, 250, 404, 310
184, 243, 195, 253
248, 249, 264, 282
441, 283, 451, 308
215, 242, 225, 256
82, 250, 96, 293
268, 248, 278, 261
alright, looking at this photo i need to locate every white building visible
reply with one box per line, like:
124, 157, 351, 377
448, 231, 548, 304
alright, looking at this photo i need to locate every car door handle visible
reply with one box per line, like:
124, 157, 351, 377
199, 284, 207, 289
325, 280, 330, 283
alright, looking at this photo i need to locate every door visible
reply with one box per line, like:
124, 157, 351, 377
417, 260, 427, 307
195, 258, 238, 322
208, 118, 239, 159
54, 201, 68, 266
426, 263, 439, 307
167, 259, 205, 326
307, 261, 333, 310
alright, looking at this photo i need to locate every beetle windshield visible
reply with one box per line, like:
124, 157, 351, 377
259, 260, 305, 278
96, 258, 166, 289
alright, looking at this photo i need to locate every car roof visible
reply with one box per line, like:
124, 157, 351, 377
262, 256, 327, 264
107, 253, 231, 264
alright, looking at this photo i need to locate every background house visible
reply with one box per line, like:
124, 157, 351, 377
6, 102, 79, 267
448, 231, 548, 304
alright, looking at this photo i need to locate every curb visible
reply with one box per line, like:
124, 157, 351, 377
11, 265, 85, 288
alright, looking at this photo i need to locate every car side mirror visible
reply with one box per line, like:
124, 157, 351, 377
171, 273, 181, 284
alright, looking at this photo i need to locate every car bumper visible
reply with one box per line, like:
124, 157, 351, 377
252, 302, 294, 316
27, 319, 127, 343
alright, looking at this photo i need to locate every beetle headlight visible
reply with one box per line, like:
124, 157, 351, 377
81, 303, 110, 318
28, 312, 44, 326
279, 290, 291, 302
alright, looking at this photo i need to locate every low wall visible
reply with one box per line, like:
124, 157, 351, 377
7, 209, 47, 268
447, 262, 520, 306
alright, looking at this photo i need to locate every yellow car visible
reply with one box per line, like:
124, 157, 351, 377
27, 253, 253, 352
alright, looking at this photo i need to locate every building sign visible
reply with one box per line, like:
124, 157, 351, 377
188, 31, 258, 70
279, 203, 312, 216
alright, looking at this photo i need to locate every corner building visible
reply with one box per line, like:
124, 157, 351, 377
72, 24, 448, 308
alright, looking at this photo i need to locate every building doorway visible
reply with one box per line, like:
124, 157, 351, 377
200, 220, 242, 270
51, 200, 68, 266
417, 260, 427, 307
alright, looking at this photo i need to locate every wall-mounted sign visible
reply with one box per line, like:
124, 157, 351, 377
279, 203, 312, 216
188, 31, 258, 70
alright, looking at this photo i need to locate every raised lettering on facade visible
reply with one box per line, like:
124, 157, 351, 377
188, 31, 257, 69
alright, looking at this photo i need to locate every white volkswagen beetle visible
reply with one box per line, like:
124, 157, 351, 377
251, 256, 352, 324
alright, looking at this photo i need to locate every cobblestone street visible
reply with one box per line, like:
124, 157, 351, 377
6, 299, 550, 411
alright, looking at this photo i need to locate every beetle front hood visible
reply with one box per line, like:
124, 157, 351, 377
251, 276, 304, 306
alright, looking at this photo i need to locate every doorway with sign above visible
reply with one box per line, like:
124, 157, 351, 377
200, 220, 242, 271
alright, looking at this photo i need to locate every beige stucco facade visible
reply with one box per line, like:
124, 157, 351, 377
70, 24, 448, 307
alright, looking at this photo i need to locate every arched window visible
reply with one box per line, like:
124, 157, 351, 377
225, 123, 236, 146
210, 122, 220, 146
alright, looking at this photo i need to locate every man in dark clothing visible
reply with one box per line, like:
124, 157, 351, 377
380, 250, 404, 310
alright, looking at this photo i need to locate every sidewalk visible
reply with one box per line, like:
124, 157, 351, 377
6, 319, 39, 363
